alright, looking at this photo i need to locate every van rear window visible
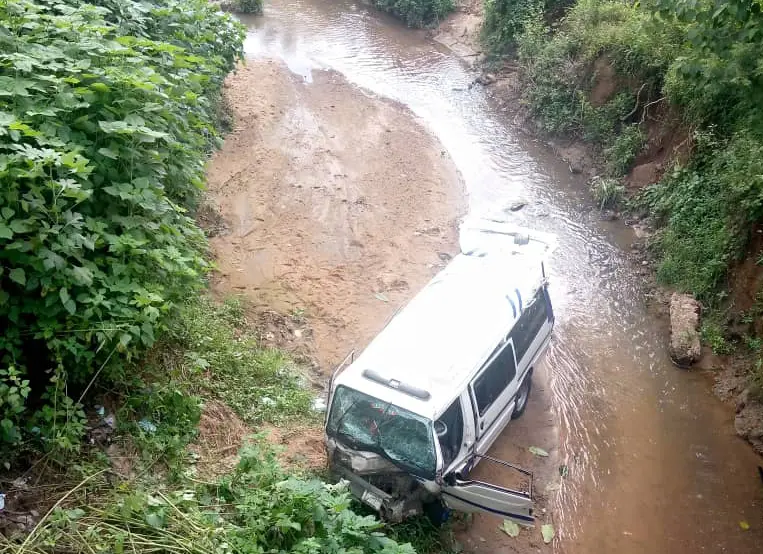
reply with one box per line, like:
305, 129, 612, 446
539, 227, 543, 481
327, 386, 436, 479
511, 290, 549, 362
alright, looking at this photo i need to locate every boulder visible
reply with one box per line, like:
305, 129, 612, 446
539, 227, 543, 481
669, 293, 701, 366
735, 400, 763, 455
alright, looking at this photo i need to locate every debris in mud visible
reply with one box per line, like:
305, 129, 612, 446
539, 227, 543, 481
374, 292, 390, 303
471, 73, 496, 87
195, 203, 230, 238
507, 200, 527, 212
501, 519, 521, 537
668, 293, 702, 367
529, 446, 549, 457
541, 523, 555, 544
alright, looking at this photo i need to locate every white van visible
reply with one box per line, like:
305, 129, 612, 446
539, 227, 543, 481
324, 219, 556, 525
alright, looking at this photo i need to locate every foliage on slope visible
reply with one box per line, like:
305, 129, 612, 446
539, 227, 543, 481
371, 0, 454, 27
0, 0, 244, 453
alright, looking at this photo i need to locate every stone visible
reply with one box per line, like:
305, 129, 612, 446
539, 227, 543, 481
735, 400, 763, 455
669, 293, 702, 367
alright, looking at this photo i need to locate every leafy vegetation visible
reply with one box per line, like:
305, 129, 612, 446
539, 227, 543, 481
371, 0, 454, 27
0, 441, 419, 554
0, 0, 243, 455
496, 0, 763, 301
515, 0, 682, 174
490, 0, 763, 374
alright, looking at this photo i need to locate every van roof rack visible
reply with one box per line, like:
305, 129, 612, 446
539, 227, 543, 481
362, 369, 431, 400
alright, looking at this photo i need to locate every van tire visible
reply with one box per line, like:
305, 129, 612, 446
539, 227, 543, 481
423, 500, 450, 526
511, 371, 532, 420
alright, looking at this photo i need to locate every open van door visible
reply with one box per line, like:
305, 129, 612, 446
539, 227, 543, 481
441, 454, 534, 526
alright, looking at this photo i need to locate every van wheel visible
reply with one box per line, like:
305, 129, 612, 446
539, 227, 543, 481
423, 500, 450, 526
511, 371, 532, 420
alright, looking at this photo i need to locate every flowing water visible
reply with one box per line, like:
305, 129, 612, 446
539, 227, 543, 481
238, 1, 763, 551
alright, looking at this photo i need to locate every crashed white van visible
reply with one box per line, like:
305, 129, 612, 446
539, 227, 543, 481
324, 219, 556, 526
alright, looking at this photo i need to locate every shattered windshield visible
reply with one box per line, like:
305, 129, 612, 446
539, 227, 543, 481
327, 385, 436, 479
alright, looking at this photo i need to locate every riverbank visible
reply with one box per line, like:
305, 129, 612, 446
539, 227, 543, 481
429, 0, 763, 457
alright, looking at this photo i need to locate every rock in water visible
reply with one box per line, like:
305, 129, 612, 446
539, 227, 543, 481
669, 293, 701, 367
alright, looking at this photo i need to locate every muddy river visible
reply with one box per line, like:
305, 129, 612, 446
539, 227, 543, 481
233, 1, 763, 551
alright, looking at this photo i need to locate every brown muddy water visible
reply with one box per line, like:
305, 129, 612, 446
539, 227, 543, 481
237, 1, 763, 551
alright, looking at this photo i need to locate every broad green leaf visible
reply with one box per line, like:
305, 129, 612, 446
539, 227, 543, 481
541, 524, 555, 544
9, 268, 25, 286
501, 519, 520, 537
71, 266, 94, 285
9, 220, 31, 233
145, 513, 163, 529
529, 446, 549, 457
97, 147, 119, 159
59, 287, 70, 306
0, 224, 12, 240
0, 112, 14, 127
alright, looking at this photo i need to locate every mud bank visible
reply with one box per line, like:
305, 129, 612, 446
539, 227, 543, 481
206, 60, 464, 370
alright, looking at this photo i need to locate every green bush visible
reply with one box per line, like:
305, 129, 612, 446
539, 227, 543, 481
234, 0, 263, 14
371, 0, 454, 27
0, 0, 244, 454
639, 129, 763, 300
603, 124, 646, 176
515, 0, 681, 154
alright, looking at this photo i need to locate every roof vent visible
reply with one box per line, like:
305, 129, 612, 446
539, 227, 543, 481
362, 369, 431, 400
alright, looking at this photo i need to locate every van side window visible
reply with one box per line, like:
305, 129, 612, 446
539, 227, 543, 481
436, 398, 464, 468
510, 290, 548, 363
473, 344, 517, 416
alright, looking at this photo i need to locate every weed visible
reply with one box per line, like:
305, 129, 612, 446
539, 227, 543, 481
700, 321, 734, 355
388, 515, 460, 554
590, 177, 625, 210
604, 124, 646, 177
234, 0, 263, 14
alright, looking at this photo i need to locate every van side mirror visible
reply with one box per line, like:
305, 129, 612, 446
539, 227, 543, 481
443, 473, 457, 486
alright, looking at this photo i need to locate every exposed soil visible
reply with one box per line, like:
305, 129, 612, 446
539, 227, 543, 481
431, 0, 484, 61
206, 60, 464, 372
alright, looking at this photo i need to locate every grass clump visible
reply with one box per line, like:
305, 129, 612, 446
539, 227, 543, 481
371, 0, 454, 28
589, 177, 625, 210
169, 296, 315, 425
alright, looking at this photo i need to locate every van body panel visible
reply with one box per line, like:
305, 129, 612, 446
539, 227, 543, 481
441, 481, 534, 525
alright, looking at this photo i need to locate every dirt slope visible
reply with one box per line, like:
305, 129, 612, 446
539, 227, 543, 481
206, 60, 465, 372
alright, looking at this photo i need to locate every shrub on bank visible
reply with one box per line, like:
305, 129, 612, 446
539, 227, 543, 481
372, 0, 454, 27
0, 0, 244, 456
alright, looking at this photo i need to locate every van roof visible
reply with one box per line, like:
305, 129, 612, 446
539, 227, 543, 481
333, 222, 555, 420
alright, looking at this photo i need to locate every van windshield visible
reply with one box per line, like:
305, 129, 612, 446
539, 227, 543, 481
327, 385, 436, 479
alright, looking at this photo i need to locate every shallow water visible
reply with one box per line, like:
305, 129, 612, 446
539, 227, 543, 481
238, 1, 763, 551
